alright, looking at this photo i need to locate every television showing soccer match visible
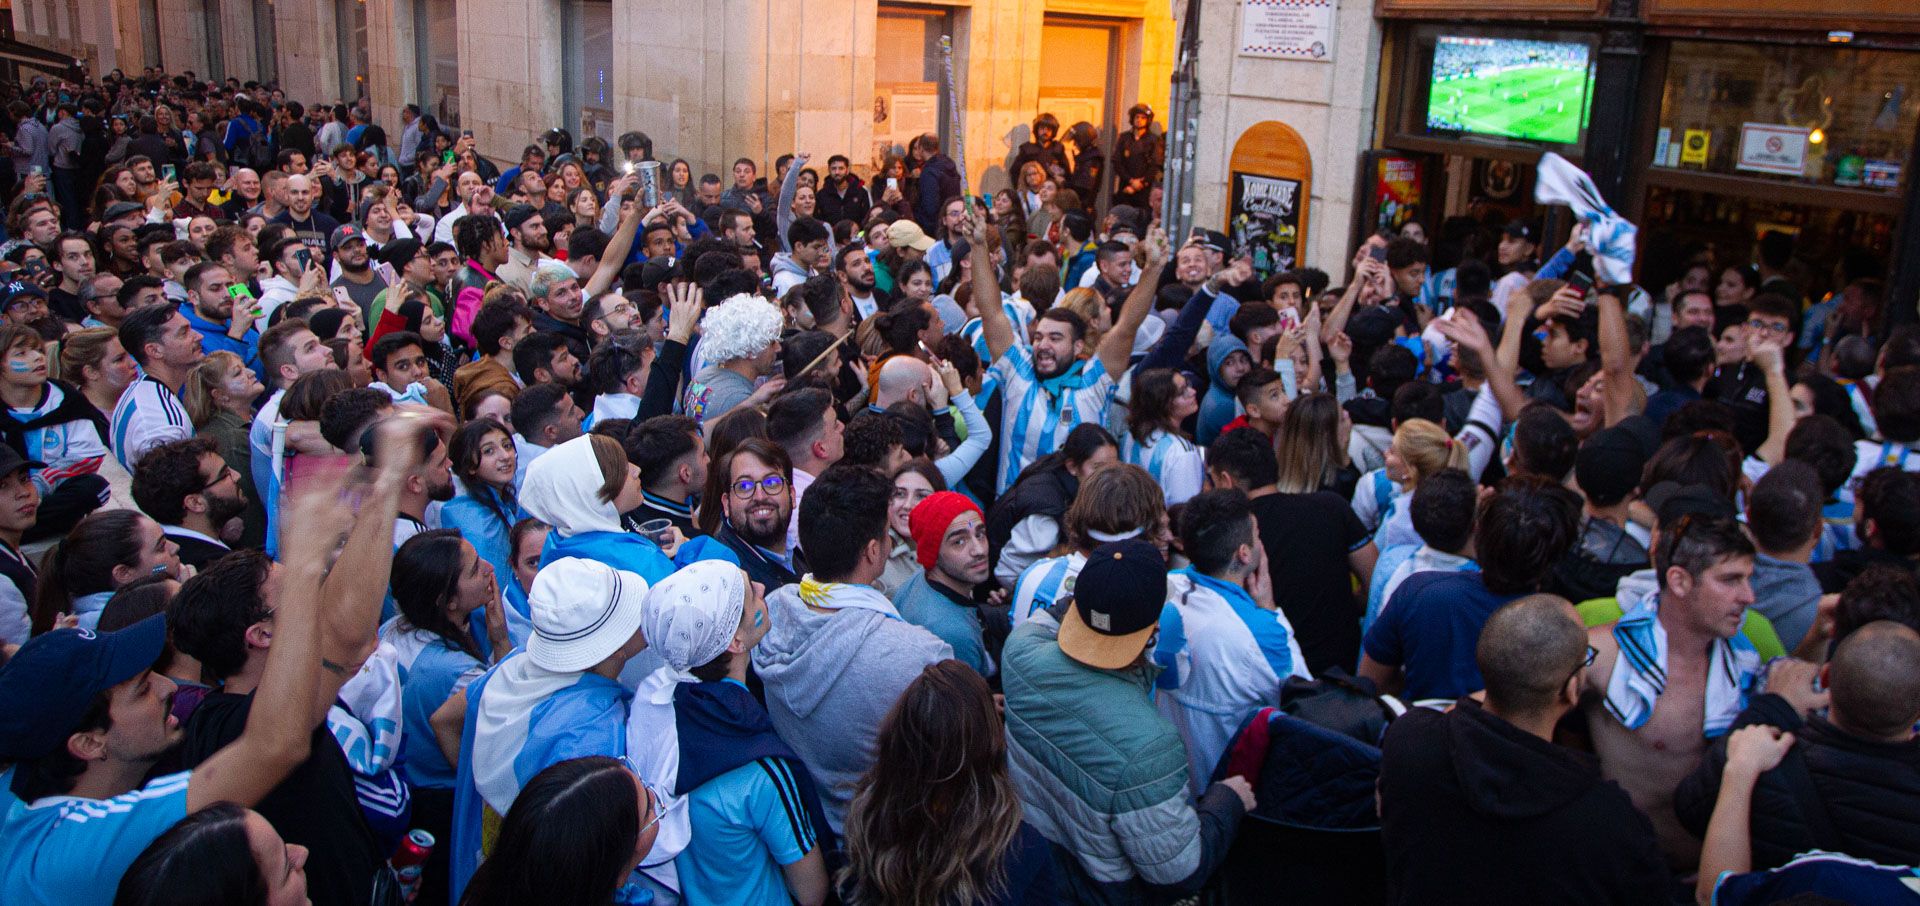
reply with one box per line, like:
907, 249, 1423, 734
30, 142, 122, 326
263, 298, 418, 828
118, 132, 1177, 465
1425, 35, 1595, 145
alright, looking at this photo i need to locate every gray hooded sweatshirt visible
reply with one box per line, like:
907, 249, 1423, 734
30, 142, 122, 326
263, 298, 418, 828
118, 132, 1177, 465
751, 581, 952, 832
1748, 552, 1821, 651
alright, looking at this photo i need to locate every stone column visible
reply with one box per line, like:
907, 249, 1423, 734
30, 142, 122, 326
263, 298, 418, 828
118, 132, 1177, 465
960, 0, 1045, 194
456, 0, 563, 161
154, 0, 213, 77
273, 0, 344, 105
1190, 0, 1383, 271
216, 0, 257, 81
364, 0, 420, 134
110, 0, 144, 72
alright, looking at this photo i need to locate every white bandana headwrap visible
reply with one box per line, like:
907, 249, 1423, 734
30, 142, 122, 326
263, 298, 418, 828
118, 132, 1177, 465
640, 560, 747, 672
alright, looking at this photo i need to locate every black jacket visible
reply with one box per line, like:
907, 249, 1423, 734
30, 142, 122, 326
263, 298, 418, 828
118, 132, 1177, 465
984, 462, 1077, 583
815, 176, 871, 228
714, 520, 804, 592
1011, 139, 1070, 185
1674, 692, 1920, 871
164, 529, 233, 572
1378, 699, 1671, 905
913, 154, 961, 235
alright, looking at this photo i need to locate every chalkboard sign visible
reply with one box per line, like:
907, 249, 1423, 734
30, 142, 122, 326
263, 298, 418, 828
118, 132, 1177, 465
1225, 121, 1312, 280
1228, 171, 1304, 276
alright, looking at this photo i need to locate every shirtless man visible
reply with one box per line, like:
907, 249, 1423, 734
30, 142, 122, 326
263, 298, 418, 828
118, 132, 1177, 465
1581, 508, 1826, 871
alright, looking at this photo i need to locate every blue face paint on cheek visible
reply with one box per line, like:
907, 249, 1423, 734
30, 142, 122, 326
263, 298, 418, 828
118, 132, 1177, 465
754, 609, 765, 629
7, 360, 35, 373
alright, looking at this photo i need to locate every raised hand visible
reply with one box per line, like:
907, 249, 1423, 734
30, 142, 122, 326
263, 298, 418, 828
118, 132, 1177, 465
665, 282, 705, 344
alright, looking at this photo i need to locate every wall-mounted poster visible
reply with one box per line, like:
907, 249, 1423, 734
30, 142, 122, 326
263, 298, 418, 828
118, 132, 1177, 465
1375, 155, 1422, 233
1239, 0, 1335, 61
1228, 172, 1304, 275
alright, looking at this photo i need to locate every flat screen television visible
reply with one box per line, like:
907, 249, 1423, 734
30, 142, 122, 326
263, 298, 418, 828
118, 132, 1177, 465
1425, 35, 1595, 145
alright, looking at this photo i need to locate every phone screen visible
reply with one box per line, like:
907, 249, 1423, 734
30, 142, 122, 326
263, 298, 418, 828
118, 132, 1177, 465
442, 151, 455, 165
294, 249, 312, 272
1567, 271, 1594, 297
1368, 245, 1389, 263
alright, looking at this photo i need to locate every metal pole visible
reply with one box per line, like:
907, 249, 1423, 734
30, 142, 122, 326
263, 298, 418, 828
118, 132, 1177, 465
939, 35, 974, 217
1163, 0, 1204, 240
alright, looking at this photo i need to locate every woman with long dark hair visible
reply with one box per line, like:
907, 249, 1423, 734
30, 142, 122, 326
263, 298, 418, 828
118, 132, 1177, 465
985, 422, 1118, 588
1120, 367, 1204, 506
32, 509, 187, 635
840, 660, 1056, 904
881, 458, 947, 597
113, 804, 309, 906
388, 528, 511, 904
665, 158, 695, 207
458, 756, 660, 906
440, 417, 528, 583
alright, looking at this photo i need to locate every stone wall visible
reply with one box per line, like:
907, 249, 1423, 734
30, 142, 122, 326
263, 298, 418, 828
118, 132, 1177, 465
272, 0, 343, 107
55, 0, 1183, 208
1189, 0, 1382, 272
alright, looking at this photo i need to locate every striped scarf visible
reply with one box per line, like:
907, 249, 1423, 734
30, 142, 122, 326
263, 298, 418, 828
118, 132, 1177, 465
1603, 591, 1759, 738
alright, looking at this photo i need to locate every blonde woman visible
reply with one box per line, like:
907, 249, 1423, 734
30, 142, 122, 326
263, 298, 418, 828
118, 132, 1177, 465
1351, 418, 1474, 551
182, 351, 267, 544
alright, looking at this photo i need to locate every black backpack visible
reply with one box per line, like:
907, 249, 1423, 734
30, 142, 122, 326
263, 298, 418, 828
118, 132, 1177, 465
238, 119, 273, 170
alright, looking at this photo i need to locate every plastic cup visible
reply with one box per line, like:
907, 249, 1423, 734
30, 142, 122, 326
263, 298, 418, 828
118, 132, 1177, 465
636, 518, 674, 546
636, 160, 661, 207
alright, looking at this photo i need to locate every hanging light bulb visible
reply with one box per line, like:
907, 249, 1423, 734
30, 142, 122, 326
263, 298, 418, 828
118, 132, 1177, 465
1808, 128, 1826, 145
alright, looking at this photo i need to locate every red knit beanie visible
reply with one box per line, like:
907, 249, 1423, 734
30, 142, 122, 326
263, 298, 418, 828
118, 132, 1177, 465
908, 491, 983, 571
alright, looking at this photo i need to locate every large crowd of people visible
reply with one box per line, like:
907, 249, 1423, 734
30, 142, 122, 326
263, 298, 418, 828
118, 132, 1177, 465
0, 66, 1915, 906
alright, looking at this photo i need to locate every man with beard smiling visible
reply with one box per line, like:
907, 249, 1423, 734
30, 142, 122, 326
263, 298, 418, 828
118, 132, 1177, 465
327, 225, 388, 324
711, 438, 804, 590
892, 491, 996, 677
131, 436, 249, 570
968, 214, 1167, 493
498, 204, 555, 293
834, 242, 879, 322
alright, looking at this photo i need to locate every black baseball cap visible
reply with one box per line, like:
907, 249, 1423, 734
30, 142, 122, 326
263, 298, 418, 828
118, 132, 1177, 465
1643, 480, 1738, 528
1575, 426, 1647, 506
502, 204, 541, 231
3, 281, 46, 307
0, 444, 46, 480
1057, 539, 1169, 670
0, 614, 167, 761
374, 237, 423, 269
1503, 218, 1544, 243
1190, 229, 1230, 255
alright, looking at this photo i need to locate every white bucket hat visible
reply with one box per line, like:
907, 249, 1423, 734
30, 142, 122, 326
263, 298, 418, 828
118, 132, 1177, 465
526, 557, 650, 672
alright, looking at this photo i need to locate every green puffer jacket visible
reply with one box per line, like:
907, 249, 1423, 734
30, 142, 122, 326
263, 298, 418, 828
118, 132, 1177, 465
1000, 617, 1246, 905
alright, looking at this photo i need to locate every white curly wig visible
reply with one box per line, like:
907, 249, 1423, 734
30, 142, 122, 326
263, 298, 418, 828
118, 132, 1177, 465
696, 294, 783, 363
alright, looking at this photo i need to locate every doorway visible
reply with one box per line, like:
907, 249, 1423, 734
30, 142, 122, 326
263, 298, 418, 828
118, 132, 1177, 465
874, 4, 953, 171
1038, 17, 1122, 145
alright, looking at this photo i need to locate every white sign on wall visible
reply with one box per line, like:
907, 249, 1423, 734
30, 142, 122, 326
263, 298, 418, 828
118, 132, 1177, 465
1239, 0, 1335, 61
1736, 123, 1810, 177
